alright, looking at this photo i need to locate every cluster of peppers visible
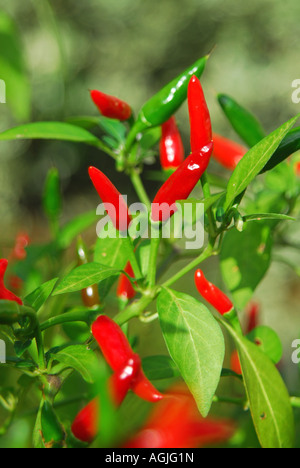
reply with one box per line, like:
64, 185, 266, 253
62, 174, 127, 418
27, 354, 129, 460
1, 56, 281, 447
71, 67, 241, 445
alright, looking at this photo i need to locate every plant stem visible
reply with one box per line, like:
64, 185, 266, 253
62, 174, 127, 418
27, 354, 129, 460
147, 230, 161, 288
114, 293, 156, 326
40, 308, 100, 332
130, 169, 151, 211
162, 242, 214, 288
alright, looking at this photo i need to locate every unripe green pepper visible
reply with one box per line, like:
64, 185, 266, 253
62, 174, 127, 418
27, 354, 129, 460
218, 94, 266, 148
41, 400, 65, 448
125, 56, 208, 150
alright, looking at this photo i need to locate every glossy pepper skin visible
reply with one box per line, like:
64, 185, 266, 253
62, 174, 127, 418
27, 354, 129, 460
159, 117, 185, 170
90, 90, 132, 121
212, 133, 247, 170
71, 355, 141, 443
125, 56, 208, 149
92, 316, 163, 403
89, 166, 131, 231
77, 237, 100, 308
194, 269, 233, 315
0, 259, 23, 305
123, 383, 235, 448
117, 262, 136, 302
188, 75, 212, 152
152, 143, 213, 222
218, 94, 265, 148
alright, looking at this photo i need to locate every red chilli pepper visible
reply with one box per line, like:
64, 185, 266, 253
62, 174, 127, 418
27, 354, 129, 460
0, 259, 23, 305
89, 166, 131, 231
212, 133, 247, 170
123, 383, 235, 448
91, 316, 163, 402
194, 269, 233, 315
117, 262, 136, 302
188, 75, 212, 153
90, 90, 132, 121
152, 143, 213, 222
71, 355, 141, 443
159, 117, 185, 170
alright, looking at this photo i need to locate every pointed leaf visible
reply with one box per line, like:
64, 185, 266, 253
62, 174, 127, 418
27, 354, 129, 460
157, 288, 225, 416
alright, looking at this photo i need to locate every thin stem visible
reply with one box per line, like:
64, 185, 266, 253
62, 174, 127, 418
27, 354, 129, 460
40, 308, 100, 332
162, 242, 215, 288
213, 395, 247, 406
147, 231, 161, 288
114, 293, 156, 326
130, 169, 151, 211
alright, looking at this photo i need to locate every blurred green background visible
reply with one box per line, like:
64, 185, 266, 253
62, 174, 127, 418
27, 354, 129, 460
1, 0, 300, 229
0, 0, 300, 448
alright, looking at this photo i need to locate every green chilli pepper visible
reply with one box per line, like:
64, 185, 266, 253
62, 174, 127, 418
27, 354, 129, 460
125, 55, 208, 150
41, 400, 64, 447
261, 126, 300, 173
218, 94, 266, 147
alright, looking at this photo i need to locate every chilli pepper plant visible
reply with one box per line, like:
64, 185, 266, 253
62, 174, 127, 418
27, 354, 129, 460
1, 54, 300, 450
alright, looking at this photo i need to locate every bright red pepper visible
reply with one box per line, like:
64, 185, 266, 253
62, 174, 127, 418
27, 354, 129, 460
89, 166, 131, 231
123, 383, 235, 448
152, 143, 213, 222
117, 262, 136, 302
188, 75, 212, 153
90, 90, 132, 121
0, 259, 23, 305
71, 355, 141, 443
159, 117, 185, 170
71, 398, 99, 443
295, 161, 300, 177
212, 133, 247, 170
91, 315, 163, 402
194, 269, 233, 315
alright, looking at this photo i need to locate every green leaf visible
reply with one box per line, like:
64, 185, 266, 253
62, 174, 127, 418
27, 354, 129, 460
224, 115, 299, 211
157, 288, 225, 417
65, 116, 101, 130
220, 222, 273, 310
94, 223, 136, 297
57, 211, 98, 249
221, 318, 294, 448
246, 326, 283, 364
0, 122, 102, 147
53, 262, 120, 296
50, 345, 99, 384
14, 340, 32, 358
142, 355, 180, 381
25, 278, 58, 312
0, 12, 31, 121
244, 213, 295, 223
262, 126, 300, 173
97, 116, 126, 142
